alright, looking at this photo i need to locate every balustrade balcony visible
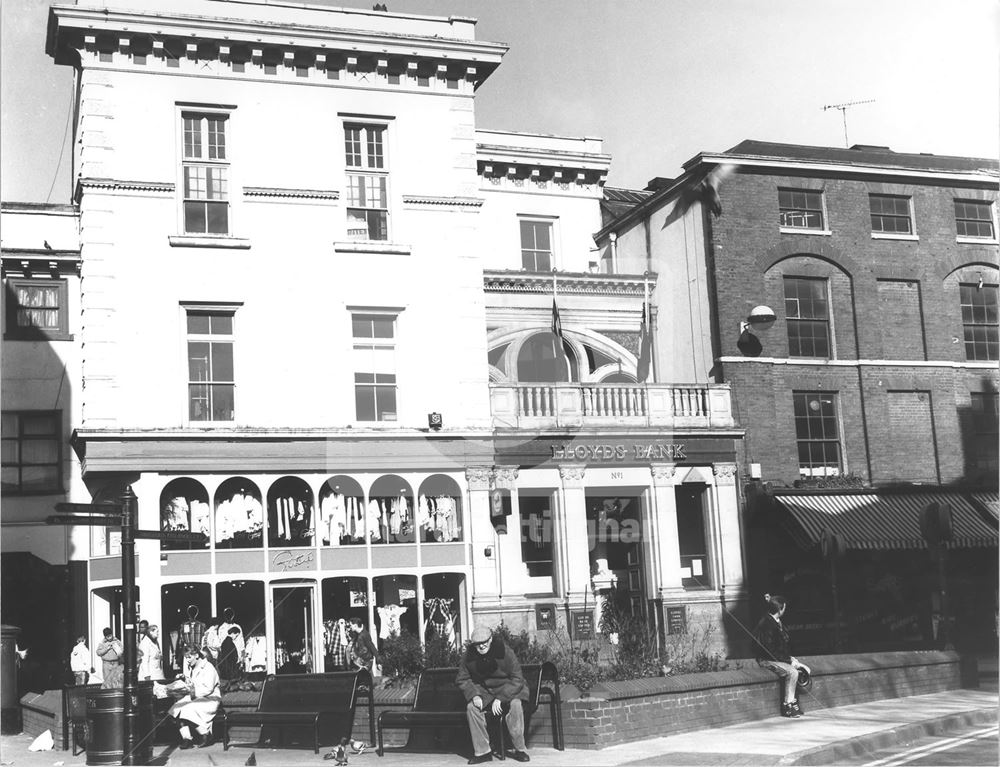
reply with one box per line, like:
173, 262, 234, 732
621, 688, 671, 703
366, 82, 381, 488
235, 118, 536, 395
489, 382, 735, 429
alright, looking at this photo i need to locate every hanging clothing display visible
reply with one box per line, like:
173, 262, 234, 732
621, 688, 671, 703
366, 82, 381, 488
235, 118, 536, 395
376, 604, 408, 639
323, 619, 351, 669
215, 491, 263, 543
243, 634, 267, 673
271, 496, 314, 543
190, 501, 211, 537
162, 498, 190, 531
418, 495, 460, 542
423, 598, 457, 647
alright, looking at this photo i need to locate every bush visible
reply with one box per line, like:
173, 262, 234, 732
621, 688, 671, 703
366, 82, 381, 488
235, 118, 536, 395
490, 623, 552, 665
599, 589, 662, 679
379, 630, 424, 680
662, 619, 730, 675
423, 634, 461, 669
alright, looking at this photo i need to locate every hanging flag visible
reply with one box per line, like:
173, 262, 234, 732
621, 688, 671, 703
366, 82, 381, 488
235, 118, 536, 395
636, 302, 652, 382
551, 298, 563, 341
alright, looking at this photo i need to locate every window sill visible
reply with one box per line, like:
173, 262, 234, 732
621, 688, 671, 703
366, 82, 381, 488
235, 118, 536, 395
168, 235, 251, 249
779, 227, 832, 236
333, 241, 411, 256
4, 332, 73, 342
871, 232, 918, 241
956, 236, 999, 246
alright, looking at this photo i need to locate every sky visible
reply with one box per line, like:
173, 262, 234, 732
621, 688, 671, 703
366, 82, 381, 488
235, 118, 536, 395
2, 0, 998, 204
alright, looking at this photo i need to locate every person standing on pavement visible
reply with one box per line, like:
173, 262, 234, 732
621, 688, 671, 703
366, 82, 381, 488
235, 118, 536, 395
96, 627, 123, 688
347, 617, 381, 673
139, 624, 164, 681
456, 625, 530, 764
753, 593, 810, 718
70, 636, 92, 686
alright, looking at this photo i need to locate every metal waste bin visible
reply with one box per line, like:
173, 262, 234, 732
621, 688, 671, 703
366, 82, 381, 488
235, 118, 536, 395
85, 683, 154, 765
0, 625, 21, 734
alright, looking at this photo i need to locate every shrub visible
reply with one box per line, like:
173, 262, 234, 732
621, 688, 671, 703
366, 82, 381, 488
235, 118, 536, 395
379, 629, 424, 680
490, 623, 553, 664
662, 618, 730, 675
599, 589, 662, 679
423, 634, 461, 669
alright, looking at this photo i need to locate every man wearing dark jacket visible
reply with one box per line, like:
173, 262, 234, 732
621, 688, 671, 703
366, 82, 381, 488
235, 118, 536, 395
455, 626, 529, 764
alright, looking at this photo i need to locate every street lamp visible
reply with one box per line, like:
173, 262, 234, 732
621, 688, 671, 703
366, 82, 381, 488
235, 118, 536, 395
737, 305, 776, 357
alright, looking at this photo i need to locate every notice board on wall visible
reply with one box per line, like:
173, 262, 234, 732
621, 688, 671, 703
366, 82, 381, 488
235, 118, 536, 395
666, 606, 687, 635
535, 604, 556, 631
571, 610, 595, 640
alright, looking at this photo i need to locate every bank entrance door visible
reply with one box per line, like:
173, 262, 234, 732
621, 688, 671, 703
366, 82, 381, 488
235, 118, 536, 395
587, 490, 648, 618
269, 582, 318, 674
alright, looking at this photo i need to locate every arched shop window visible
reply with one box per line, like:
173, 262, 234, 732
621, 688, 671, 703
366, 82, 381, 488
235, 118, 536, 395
369, 475, 415, 544
160, 582, 211, 678
318, 475, 366, 546
267, 476, 315, 548
422, 572, 466, 648
373, 574, 417, 642
216, 580, 265, 676
91, 480, 128, 556
517, 332, 578, 382
159, 478, 210, 551
416, 474, 463, 543
214, 477, 263, 549
321, 575, 369, 671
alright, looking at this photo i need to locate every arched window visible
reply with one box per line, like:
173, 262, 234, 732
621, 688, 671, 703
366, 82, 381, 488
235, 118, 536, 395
267, 476, 315, 548
160, 478, 210, 551
214, 477, 263, 549
517, 333, 577, 382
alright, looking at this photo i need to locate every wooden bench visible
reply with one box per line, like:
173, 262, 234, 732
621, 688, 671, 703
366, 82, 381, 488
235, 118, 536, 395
222, 669, 375, 754
376, 662, 563, 758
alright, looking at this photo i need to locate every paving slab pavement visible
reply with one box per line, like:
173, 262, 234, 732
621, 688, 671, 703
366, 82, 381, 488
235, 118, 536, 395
1, 689, 995, 767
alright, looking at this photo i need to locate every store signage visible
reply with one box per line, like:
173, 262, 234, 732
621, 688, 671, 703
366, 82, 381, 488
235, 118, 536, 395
571, 610, 595, 639
666, 606, 687, 635
535, 604, 556, 631
271, 549, 315, 572
551, 443, 687, 462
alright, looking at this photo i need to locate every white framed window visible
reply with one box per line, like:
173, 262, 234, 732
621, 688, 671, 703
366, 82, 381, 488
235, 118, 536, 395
519, 218, 555, 271
186, 308, 236, 422
778, 188, 826, 231
955, 199, 996, 240
344, 123, 389, 241
352, 312, 397, 421
793, 392, 843, 478
4, 278, 71, 341
181, 111, 230, 234
869, 194, 913, 235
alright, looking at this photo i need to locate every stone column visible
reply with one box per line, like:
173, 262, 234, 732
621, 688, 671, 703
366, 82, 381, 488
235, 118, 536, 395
711, 463, 745, 593
466, 467, 499, 610
650, 463, 684, 597
492, 466, 522, 598
557, 465, 591, 605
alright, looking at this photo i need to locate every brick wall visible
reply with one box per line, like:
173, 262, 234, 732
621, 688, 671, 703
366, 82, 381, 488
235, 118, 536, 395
709, 170, 999, 487
21, 651, 964, 753
558, 650, 963, 749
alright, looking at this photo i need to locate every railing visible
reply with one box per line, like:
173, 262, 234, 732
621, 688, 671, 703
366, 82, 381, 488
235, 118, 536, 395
489, 382, 734, 429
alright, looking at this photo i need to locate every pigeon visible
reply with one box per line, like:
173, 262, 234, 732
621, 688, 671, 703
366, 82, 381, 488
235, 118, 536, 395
679, 163, 737, 218
245, 751, 257, 766
350, 739, 369, 754
43, 240, 53, 250
325, 738, 349, 764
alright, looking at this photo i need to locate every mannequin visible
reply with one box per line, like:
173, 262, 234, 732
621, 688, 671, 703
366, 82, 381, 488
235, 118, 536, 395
179, 605, 206, 676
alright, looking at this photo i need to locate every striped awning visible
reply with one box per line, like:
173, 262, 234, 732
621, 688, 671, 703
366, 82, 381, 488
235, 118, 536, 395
971, 491, 999, 521
774, 491, 999, 550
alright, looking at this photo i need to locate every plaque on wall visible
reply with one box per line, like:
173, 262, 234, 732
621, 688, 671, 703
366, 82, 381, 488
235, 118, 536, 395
666, 606, 687, 635
571, 610, 595, 640
535, 604, 556, 631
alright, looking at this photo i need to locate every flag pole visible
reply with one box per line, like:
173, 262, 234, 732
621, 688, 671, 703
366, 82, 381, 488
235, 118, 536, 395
645, 273, 656, 383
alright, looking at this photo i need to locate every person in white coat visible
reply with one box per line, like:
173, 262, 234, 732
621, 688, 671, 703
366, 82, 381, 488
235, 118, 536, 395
168, 647, 221, 748
138, 625, 165, 681
70, 636, 92, 686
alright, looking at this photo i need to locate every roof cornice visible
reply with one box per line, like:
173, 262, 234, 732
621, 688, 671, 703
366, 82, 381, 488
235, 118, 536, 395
47, 4, 507, 68
687, 152, 1000, 184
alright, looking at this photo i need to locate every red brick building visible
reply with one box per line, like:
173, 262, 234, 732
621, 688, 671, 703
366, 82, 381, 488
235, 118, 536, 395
598, 141, 999, 654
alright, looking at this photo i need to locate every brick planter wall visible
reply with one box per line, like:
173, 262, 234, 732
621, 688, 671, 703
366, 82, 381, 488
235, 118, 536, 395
560, 650, 963, 749
20, 651, 965, 752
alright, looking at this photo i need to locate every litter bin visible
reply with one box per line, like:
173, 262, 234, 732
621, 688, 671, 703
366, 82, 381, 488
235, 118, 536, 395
85, 683, 154, 765
0, 625, 21, 734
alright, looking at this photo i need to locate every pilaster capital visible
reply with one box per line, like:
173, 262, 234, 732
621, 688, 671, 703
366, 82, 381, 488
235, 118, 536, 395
465, 466, 492, 492
650, 463, 677, 487
713, 463, 738, 484
492, 465, 519, 490
558, 464, 586, 487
